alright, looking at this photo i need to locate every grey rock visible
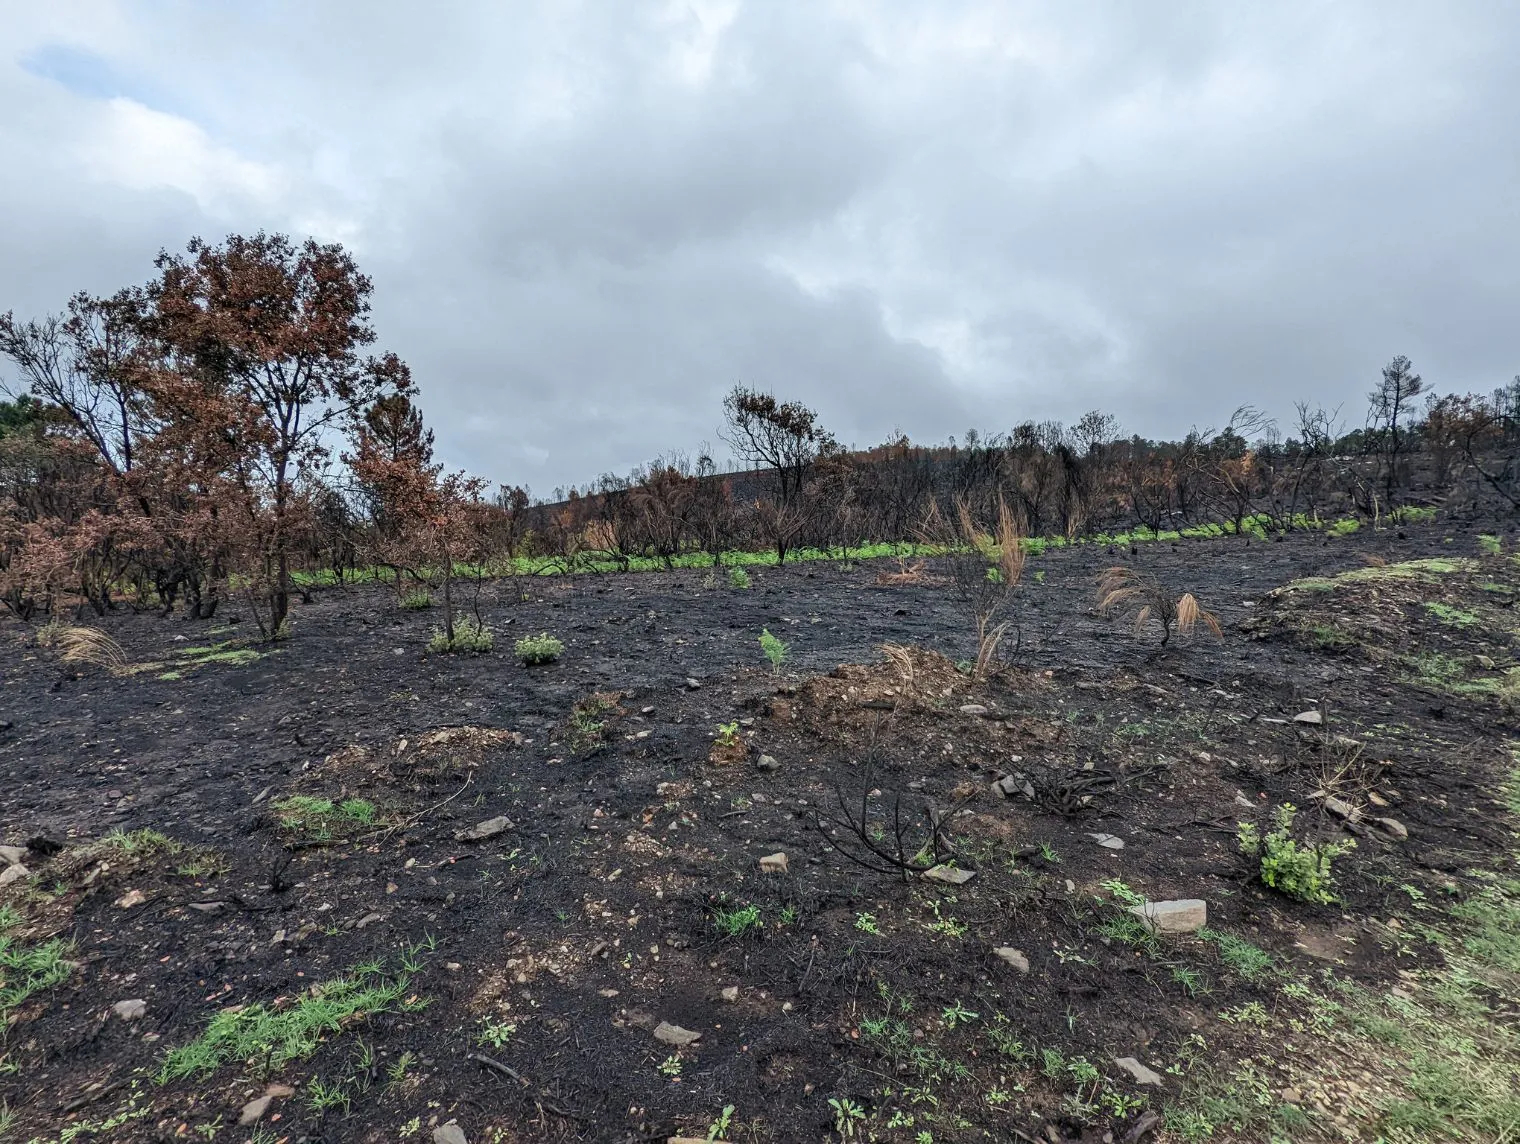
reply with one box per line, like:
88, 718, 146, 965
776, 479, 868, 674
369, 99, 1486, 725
1374, 817, 1409, 840
1293, 710, 1323, 725
1088, 833, 1125, 850
239, 1096, 274, 1125
958, 704, 989, 715
993, 947, 1030, 973
187, 901, 226, 914
113, 998, 147, 1021
1321, 796, 1360, 821
455, 815, 513, 842
356, 911, 385, 929
756, 754, 780, 772
720, 985, 739, 1002
1234, 791, 1256, 810
654, 1020, 702, 1046
0, 845, 26, 865
923, 865, 975, 885
1129, 899, 1207, 934
0, 863, 29, 886
993, 773, 1035, 799
685, 677, 702, 690
433, 1122, 469, 1144
1114, 1056, 1164, 1086
758, 852, 788, 874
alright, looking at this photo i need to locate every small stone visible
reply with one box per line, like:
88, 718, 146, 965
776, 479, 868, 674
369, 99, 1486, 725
720, 986, 739, 1002
686, 678, 702, 690
1280, 1087, 1302, 1104
923, 865, 975, 885
1234, 791, 1256, 810
187, 901, 226, 914
0, 845, 26, 865
113, 998, 147, 1021
455, 815, 513, 842
993, 774, 1035, 799
433, 1122, 469, 1144
1129, 899, 1207, 934
115, 888, 146, 908
1374, 817, 1408, 840
1089, 833, 1125, 850
1475, 654, 1496, 670
1113, 1056, 1164, 1086
958, 704, 988, 715
758, 852, 788, 875
1367, 791, 1390, 807
1322, 796, 1360, 821
653, 1020, 701, 1046
1293, 710, 1323, 725
756, 754, 780, 772
239, 1095, 273, 1125
994, 947, 1030, 973
0, 864, 29, 886
356, 912, 385, 929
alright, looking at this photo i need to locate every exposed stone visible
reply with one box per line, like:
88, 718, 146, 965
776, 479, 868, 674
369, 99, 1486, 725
756, 754, 780, 772
356, 911, 385, 929
923, 865, 975, 885
115, 888, 146, 908
113, 998, 147, 1021
1128, 899, 1207, 934
238, 1088, 292, 1126
993, 947, 1030, 973
993, 774, 1034, 799
186, 901, 226, 914
1234, 791, 1256, 810
454, 815, 513, 842
433, 1122, 469, 1144
0, 864, 29, 886
1321, 796, 1361, 821
1113, 1056, 1164, 1086
958, 704, 989, 715
720, 985, 739, 1002
1374, 817, 1408, 840
758, 852, 788, 875
685, 677, 702, 690
1293, 710, 1323, 725
653, 1021, 702, 1047
1088, 833, 1125, 850
0, 845, 26, 865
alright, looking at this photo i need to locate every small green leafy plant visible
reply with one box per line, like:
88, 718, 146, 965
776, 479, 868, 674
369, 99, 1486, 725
715, 721, 740, 748
1237, 803, 1355, 904
712, 903, 763, 937
829, 1096, 866, 1139
759, 628, 788, 674
428, 617, 493, 654
728, 566, 751, 589
514, 632, 564, 665
399, 589, 432, 610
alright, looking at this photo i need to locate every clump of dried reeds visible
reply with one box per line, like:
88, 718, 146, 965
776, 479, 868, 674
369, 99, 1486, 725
36, 621, 128, 671
1095, 566, 1222, 647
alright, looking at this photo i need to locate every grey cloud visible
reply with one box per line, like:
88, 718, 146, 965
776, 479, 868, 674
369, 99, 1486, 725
1, 1, 1516, 490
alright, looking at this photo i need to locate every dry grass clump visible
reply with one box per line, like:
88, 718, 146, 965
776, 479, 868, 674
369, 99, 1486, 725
36, 621, 127, 671
919, 496, 1026, 678
875, 558, 931, 586
1095, 567, 1222, 647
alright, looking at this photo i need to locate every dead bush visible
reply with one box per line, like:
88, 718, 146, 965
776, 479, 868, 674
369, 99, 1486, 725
1094, 566, 1222, 647
36, 621, 126, 671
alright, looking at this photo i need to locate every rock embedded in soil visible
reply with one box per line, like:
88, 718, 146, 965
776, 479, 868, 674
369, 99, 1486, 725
1088, 833, 1125, 850
720, 985, 739, 1002
993, 947, 1030, 973
653, 1021, 702, 1047
238, 1084, 294, 1126
958, 703, 988, 715
454, 815, 514, 842
923, 864, 975, 885
0, 863, 28, 886
1113, 1056, 1164, 1086
1374, 817, 1409, 840
113, 998, 146, 1020
756, 754, 780, 771
0, 844, 25, 865
993, 773, 1034, 799
1293, 709, 1323, 725
114, 888, 146, 908
758, 852, 788, 874
433, 1122, 469, 1144
1129, 899, 1207, 934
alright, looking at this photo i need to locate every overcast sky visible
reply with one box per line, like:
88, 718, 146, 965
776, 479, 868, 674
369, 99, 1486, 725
2, 2, 1517, 494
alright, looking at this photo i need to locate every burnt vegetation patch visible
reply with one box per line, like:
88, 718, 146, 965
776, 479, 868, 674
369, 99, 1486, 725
0, 233, 1518, 1142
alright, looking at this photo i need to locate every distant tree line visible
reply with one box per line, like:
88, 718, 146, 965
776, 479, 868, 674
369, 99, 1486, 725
3, 232, 1517, 623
